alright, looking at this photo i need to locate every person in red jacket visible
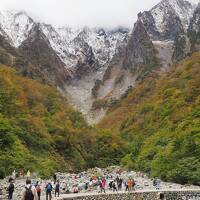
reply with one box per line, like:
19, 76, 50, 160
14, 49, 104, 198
101, 179, 106, 193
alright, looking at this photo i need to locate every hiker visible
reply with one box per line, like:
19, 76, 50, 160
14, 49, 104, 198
118, 178, 123, 191
73, 185, 78, 193
116, 176, 120, 185
132, 179, 136, 191
128, 178, 133, 191
156, 178, 161, 190
125, 180, 129, 191
53, 174, 57, 184
112, 181, 118, 192
153, 179, 157, 188
46, 182, 53, 200
20, 169, 25, 178
7, 178, 14, 200
36, 181, 42, 200
109, 181, 113, 190
97, 179, 102, 193
22, 179, 38, 200
85, 182, 89, 191
153, 178, 161, 190
12, 170, 16, 180
27, 170, 31, 179
65, 183, 70, 194
55, 180, 60, 197
101, 179, 106, 193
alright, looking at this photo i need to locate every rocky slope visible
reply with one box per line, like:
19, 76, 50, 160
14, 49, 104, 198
90, 0, 199, 123
93, 19, 159, 109
0, 10, 129, 122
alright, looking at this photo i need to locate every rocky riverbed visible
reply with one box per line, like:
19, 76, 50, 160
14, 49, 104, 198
0, 166, 199, 200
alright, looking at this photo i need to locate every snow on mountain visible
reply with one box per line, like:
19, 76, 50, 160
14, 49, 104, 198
41, 23, 77, 69
0, 0, 196, 66
42, 24, 128, 68
0, 10, 128, 71
151, 0, 196, 33
79, 27, 127, 66
0, 0, 195, 70
0, 10, 34, 47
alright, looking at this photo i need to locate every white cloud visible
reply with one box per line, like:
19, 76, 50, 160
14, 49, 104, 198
0, 0, 198, 28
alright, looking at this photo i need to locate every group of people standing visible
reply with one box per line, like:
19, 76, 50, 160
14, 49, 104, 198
124, 178, 136, 191
5, 171, 162, 199
97, 176, 136, 193
6, 173, 60, 200
11, 170, 31, 180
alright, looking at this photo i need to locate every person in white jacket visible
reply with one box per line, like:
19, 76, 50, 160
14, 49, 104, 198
22, 179, 38, 200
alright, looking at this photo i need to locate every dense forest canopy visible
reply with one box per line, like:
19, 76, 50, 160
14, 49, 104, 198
99, 53, 200, 185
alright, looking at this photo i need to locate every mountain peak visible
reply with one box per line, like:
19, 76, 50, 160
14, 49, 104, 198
139, 0, 196, 40
0, 10, 35, 47
123, 19, 158, 72
151, 0, 195, 31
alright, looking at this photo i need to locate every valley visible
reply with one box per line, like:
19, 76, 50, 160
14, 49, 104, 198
0, 0, 199, 188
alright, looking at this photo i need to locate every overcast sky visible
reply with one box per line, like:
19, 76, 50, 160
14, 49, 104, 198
0, 0, 199, 28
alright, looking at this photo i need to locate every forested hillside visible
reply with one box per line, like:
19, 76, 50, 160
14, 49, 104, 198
99, 53, 200, 185
0, 64, 124, 178
0, 65, 95, 177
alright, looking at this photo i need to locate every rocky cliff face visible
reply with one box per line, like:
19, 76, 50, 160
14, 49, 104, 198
172, 2, 200, 62
188, 3, 200, 52
172, 34, 191, 62
89, 0, 198, 123
0, 32, 17, 56
123, 20, 158, 78
19, 24, 72, 88
139, 0, 195, 40
91, 19, 159, 119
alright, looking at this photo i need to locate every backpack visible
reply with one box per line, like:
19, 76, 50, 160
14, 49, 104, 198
46, 183, 52, 192
25, 186, 34, 200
